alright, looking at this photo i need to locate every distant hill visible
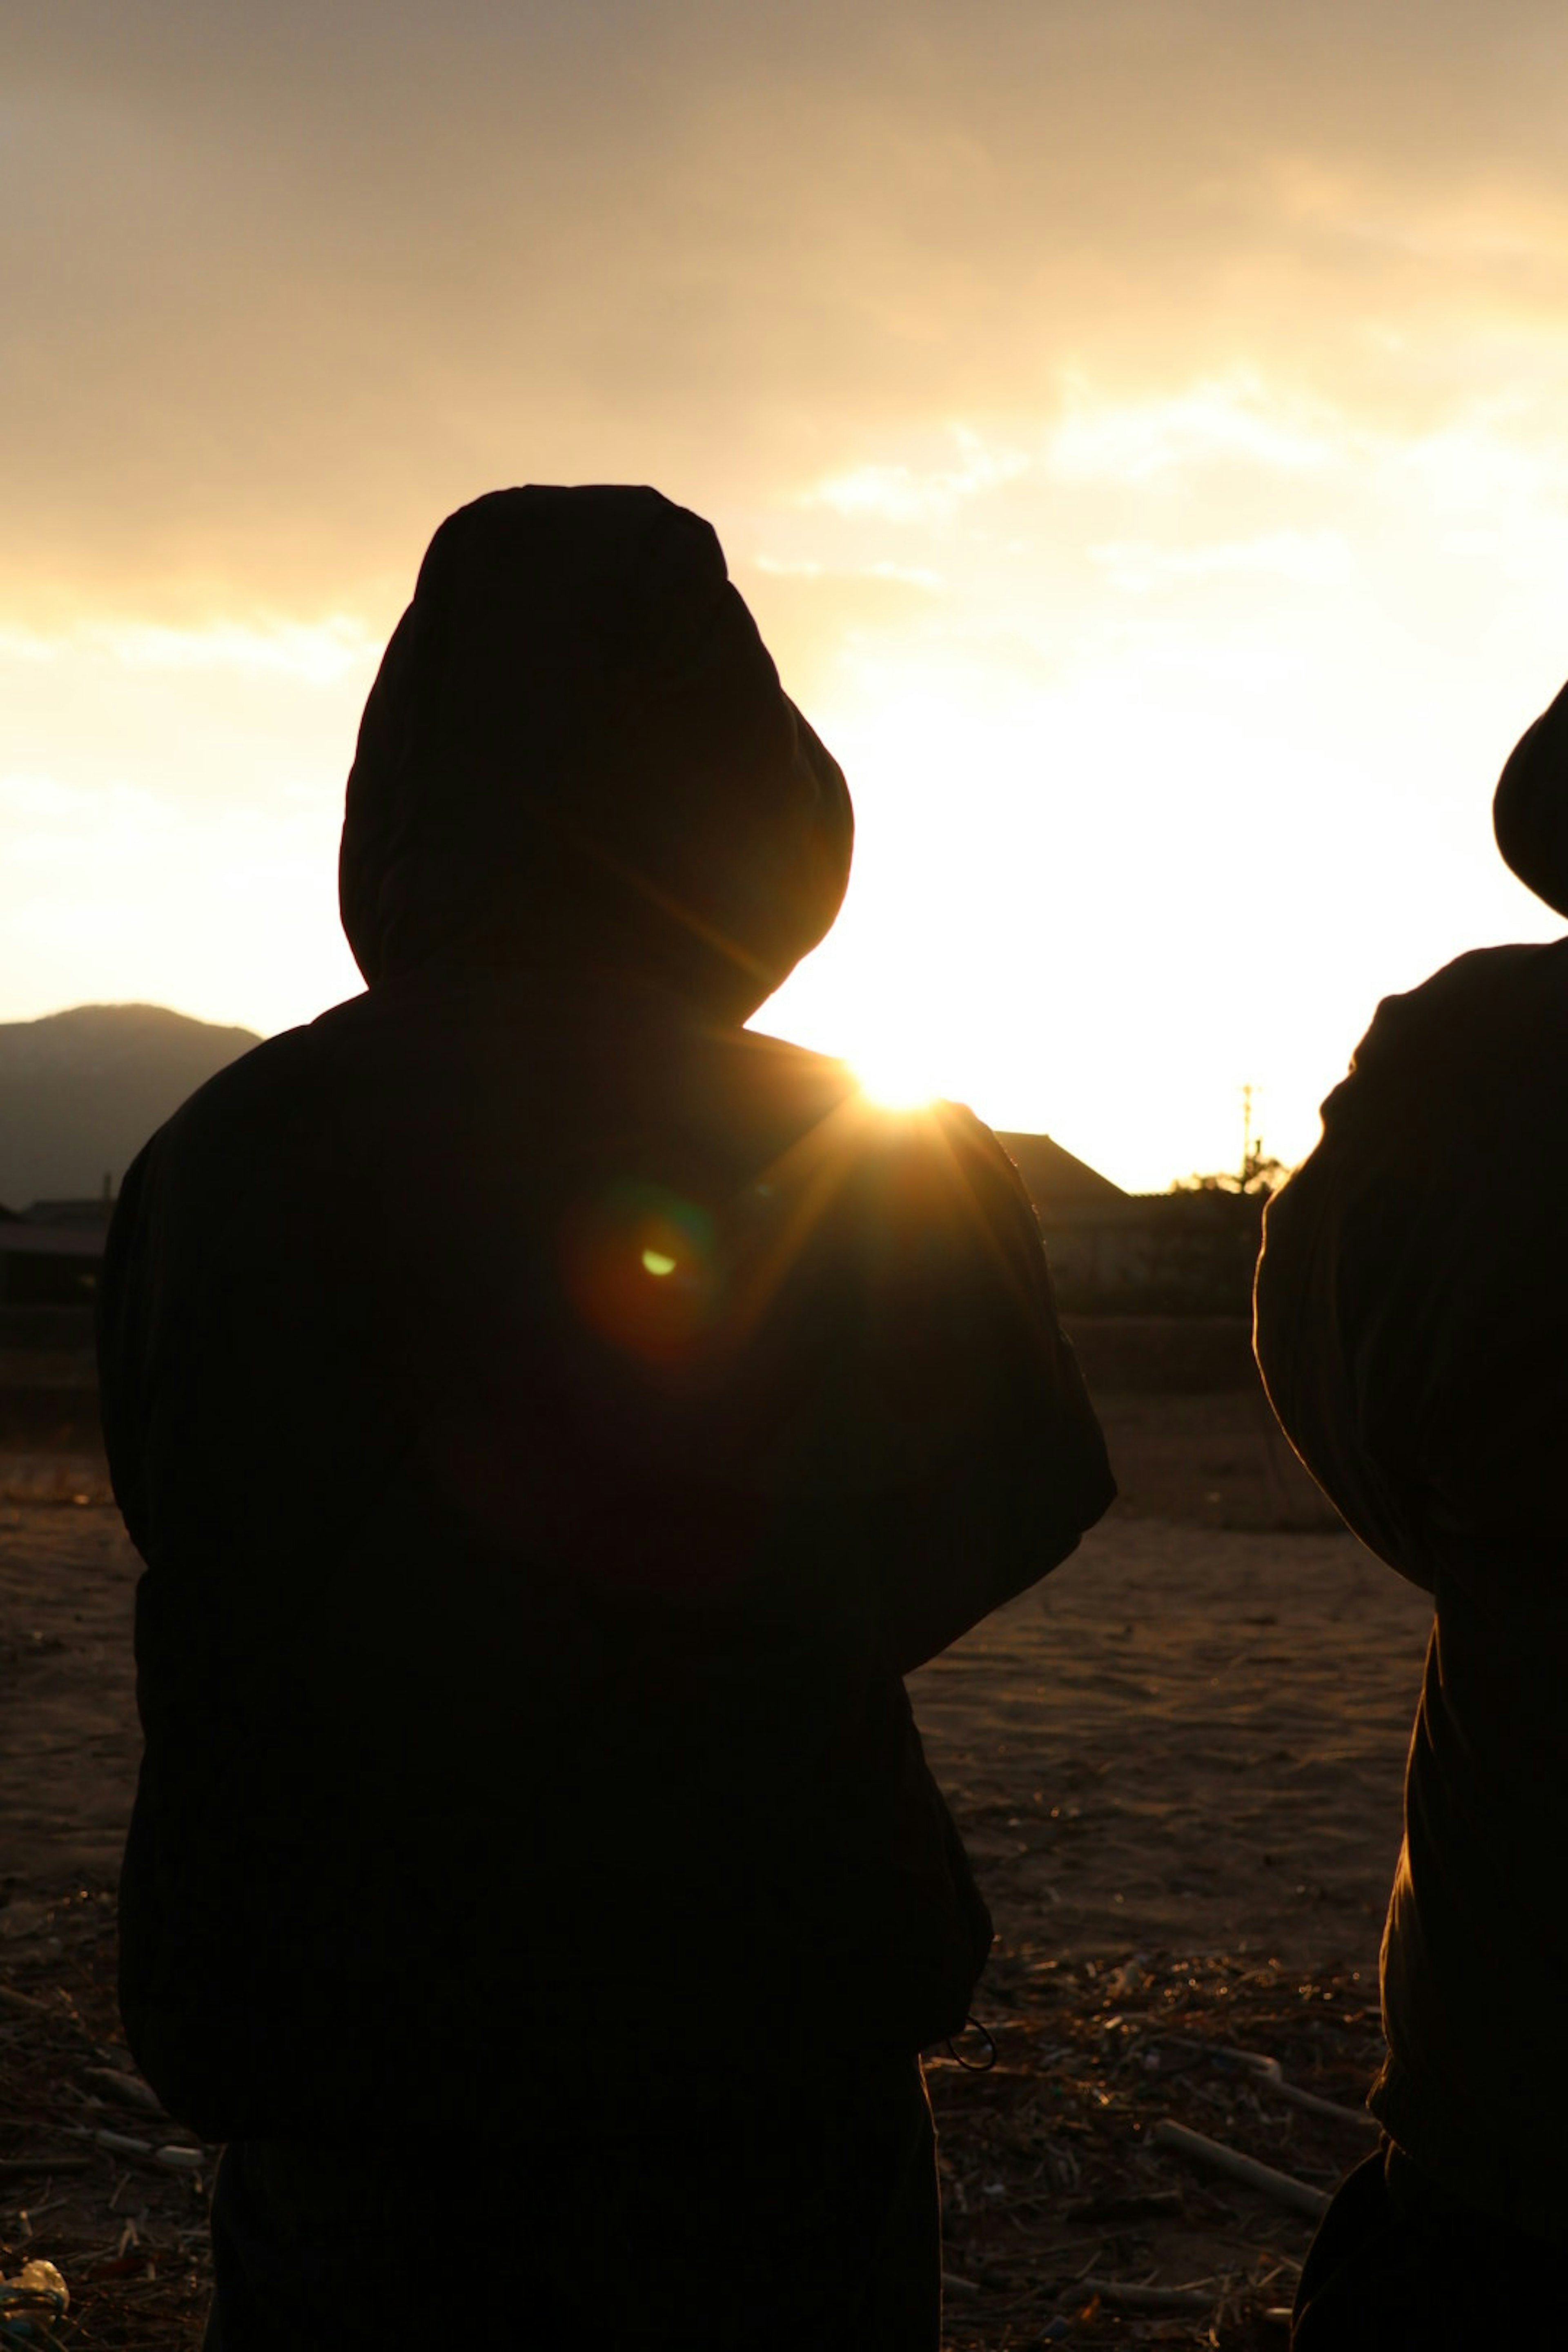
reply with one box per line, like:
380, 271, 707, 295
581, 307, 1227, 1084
0, 1005, 262, 1212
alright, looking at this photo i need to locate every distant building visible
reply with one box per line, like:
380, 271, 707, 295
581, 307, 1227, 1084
996, 1131, 1264, 1318
22, 1194, 116, 1227
0, 1201, 109, 1307
993, 1131, 1129, 1222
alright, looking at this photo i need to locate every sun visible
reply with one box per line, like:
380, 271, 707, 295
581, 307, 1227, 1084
851, 1045, 940, 1113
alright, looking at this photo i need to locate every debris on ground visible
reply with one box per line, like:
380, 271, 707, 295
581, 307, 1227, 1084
926, 1941, 1380, 2348
0, 1891, 212, 2350
3, 1897, 1377, 2347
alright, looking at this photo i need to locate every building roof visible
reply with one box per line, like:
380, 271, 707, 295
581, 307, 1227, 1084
0, 1222, 105, 1258
993, 1131, 1128, 1219
22, 1198, 115, 1226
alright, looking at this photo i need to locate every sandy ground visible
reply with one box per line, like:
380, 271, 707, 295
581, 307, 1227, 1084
0, 1399, 1434, 2348
914, 1517, 1428, 1980
0, 1401, 1430, 1977
0, 1468, 143, 1898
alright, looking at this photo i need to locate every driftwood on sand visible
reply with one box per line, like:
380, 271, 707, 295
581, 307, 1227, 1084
1151, 2118, 1332, 2218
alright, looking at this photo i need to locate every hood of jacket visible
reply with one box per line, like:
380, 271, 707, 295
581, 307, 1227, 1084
1494, 675, 1568, 919
340, 485, 853, 1020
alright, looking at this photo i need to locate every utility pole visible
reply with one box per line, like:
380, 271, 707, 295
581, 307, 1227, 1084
1240, 1083, 1258, 1188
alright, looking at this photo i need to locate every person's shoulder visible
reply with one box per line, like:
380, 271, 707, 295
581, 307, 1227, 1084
1264, 935, 1568, 1272
853, 1095, 1034, 1222
105, 995, 399, 1332
130, 991, 383, 1205
1289, 938, 1568, 1169
1346, 938, 1568, 1084
703, 1019, 860, 1131
815, 1094, 1043, 1281
624, 1007, 1040, 1266
727, 1021, 1018, 1167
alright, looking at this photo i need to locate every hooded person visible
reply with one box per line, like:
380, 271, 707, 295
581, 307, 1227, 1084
1254, 677, 1568, 2348
96, 487, 1116, 2352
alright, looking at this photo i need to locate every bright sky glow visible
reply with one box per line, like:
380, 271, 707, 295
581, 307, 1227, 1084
6, 4, 1568, 1189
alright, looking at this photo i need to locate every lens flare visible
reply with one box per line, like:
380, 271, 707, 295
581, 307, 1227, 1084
561, 1182, 718, 1362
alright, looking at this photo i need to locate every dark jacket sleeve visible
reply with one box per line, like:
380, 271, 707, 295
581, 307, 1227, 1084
730, 1098, 1116, 1673
1254, 941, 1568, 1593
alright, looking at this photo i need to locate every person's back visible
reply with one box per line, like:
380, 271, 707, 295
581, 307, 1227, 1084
99, 486, 1115, 2348
1255, 682, 1568, 2346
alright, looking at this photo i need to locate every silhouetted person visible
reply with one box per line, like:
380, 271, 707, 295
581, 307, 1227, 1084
1255, 679, 1568, 2349
97, 488, 1114, 2351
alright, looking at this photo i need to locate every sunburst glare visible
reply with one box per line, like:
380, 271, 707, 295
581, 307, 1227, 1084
851, 1043, 941, 1113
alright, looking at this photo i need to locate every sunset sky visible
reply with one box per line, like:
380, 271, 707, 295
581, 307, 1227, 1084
5, 1, 1568, 1188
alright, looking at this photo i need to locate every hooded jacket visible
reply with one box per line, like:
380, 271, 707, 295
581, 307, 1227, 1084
98, 488, 1114, 2143
1256, 677, 1568, 2239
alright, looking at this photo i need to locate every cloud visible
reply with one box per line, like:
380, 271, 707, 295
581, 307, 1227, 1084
11, 0, 1568, 1178
99, 618, 379, 683
1048, 381, 1339, 484
0, 617, 380, 684
9, 0, 1568, 618
1089, 528, 1355, 595
802, 430, 1030, 522
753, 556, 943, 590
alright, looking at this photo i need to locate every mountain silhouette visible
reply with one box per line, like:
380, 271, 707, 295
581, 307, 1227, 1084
0, 1004, 261, 1213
